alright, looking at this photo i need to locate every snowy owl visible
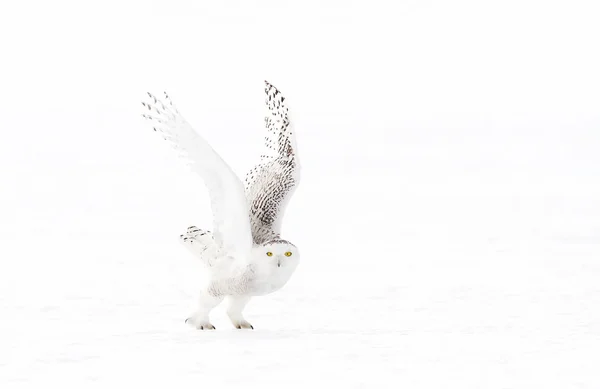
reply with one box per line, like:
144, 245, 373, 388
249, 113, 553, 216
141, 81, 300, 330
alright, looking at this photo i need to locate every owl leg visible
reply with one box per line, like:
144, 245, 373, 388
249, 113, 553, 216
185, 292, 223, 330
226, 295, 253, 329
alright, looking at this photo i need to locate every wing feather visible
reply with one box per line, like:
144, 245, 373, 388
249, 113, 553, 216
244, 81, 301, 243
142, 92, 253, 257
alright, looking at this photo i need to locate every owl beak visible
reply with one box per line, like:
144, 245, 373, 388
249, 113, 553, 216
277, 260, 281, 267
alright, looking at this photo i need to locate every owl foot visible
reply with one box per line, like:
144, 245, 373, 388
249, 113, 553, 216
185, 317, 216, 330
233, 320, 254, 330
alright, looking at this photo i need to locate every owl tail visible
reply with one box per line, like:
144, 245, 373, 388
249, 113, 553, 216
180, 226, 218, 267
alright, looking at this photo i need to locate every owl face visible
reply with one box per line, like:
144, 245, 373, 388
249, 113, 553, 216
259, 240, 299, 268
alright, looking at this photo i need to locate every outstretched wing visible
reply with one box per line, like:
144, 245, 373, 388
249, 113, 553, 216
142, 92, 253, 257
244, 81, 301, 244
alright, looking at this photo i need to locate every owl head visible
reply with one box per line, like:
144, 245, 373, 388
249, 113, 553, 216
257, 239, 300, 269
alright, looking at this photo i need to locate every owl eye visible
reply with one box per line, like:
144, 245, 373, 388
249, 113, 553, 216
284, 251, 292, 257
266, 252, 273, 257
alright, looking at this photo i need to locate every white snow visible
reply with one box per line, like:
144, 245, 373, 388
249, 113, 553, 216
1, 1, 600, 388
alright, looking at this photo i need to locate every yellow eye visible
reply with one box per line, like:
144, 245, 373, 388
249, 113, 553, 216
266, 252, 273, 257
285, 251, 292, 257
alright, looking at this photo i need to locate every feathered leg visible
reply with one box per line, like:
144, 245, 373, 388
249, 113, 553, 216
226, 296, 253, 329
185, 291, 224, 330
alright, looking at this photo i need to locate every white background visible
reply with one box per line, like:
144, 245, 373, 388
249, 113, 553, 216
1, 0, 599, 387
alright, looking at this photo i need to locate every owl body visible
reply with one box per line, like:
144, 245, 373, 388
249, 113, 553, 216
142, 81, 301, 330
181, 230, 299, 297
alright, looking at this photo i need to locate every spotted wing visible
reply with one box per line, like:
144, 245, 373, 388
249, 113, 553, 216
244, 81, 301, 244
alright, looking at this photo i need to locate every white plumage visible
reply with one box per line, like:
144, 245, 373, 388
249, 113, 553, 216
141, 81, 300, 330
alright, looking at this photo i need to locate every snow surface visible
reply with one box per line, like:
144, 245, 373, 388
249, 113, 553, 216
1, 1, 600, 388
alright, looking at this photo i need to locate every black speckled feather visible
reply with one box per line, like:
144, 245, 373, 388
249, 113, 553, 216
244, 81, 300, 244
